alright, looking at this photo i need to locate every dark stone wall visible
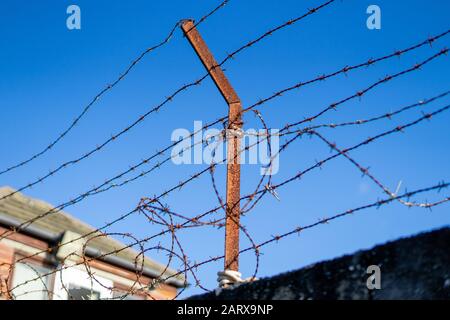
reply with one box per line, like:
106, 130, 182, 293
189, 227, 450, 300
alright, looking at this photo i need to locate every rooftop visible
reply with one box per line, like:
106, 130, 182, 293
0, 186, 185, 288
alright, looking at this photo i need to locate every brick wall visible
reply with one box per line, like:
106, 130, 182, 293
0, 242, 14, 299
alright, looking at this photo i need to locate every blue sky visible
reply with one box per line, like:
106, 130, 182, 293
0, 0, 449, 297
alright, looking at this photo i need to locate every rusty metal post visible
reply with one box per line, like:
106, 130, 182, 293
181, 20, 242, 272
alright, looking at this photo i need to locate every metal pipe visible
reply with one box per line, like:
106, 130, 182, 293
181, 20, 242, 272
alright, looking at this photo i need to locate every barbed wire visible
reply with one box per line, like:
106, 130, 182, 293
2, 45, 449, 291
1, 28, 446, 248
1, 1, 450, 300
310, 128, 450, 208
0, 0, 338, 204
0, 0, 352, 255
9, 174, 446, 298
161, 180, 450, 289
4, 88, 449, 298
0, 0, 232, 178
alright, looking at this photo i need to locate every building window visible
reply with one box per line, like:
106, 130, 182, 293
11, 262, 53, 300
113, 289, 145, 300
52, 267, 114, 300
67, 284, 100, 300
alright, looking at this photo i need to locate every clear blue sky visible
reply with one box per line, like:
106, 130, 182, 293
1, 0, 449, 297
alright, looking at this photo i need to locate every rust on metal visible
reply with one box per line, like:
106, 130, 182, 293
181, 19, 242, 271
224, 101, 242, 271
181, 20, 241, 105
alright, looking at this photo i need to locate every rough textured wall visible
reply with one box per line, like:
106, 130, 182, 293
0, 242, 14, 299
189, 227, 450, 300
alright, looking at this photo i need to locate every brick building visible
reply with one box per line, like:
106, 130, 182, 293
0, 187, 185, 300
